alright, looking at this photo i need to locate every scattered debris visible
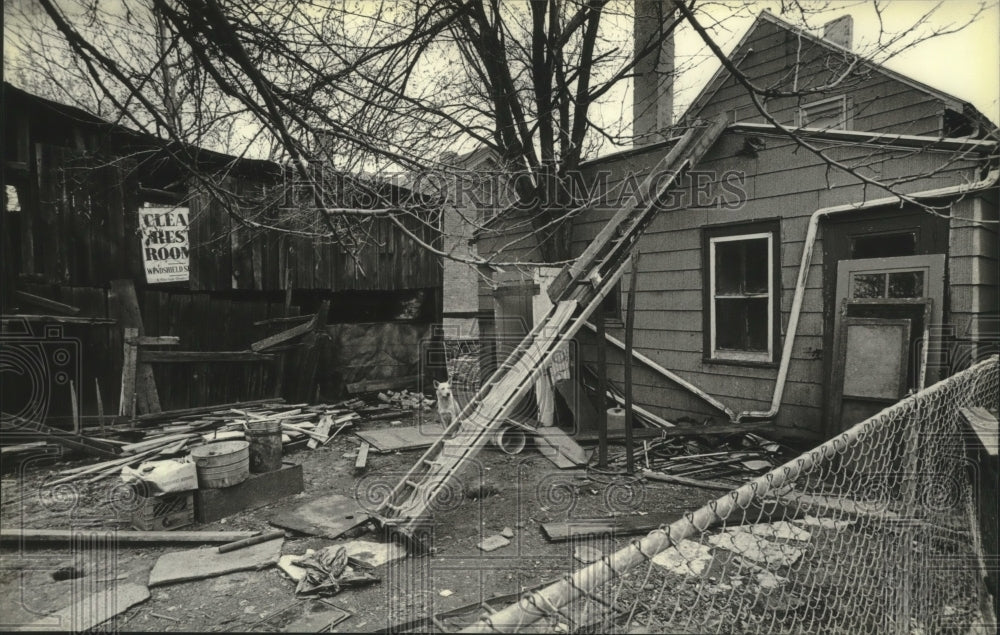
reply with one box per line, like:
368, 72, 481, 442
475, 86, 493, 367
148, 537, 284, 586
50, 566, 82, 581
573, 545, 604, 564
288, 546, 379, 596
794, 515, 855, 530
614, 431, 788, 486
439, 589, 454, 597
707, 530, 804, 568
341, 540, 407, 568
478, 535, 511, 552
500, 526, 514, 539
651, 540, 714, 577
720, 521, 811, 542
376, 389, 435, 411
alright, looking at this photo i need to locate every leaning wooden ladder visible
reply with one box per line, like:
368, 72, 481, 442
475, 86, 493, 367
375, 116, 729, 546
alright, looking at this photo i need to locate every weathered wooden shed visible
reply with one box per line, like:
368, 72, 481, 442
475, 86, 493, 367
475, 11, 998, 442
2, 82, 443, 424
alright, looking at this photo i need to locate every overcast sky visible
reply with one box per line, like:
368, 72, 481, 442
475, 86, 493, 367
671, 0, 1000, 123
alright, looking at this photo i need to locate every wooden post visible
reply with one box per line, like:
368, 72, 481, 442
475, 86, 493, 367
119, 327, 139, 421
596, 310, 608, 468
623, 250, 641, 474
94, 377, 105, 432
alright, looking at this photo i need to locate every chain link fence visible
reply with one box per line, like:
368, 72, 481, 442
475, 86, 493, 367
466, 355, 999, 633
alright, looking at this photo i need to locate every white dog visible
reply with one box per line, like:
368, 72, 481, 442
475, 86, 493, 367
433, 379, 460, 427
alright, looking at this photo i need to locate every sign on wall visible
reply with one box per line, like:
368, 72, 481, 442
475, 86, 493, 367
140, 207, 190, 283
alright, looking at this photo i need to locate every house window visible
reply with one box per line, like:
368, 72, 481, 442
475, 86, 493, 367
796, 95, 851, 130
704, 222, 780, 363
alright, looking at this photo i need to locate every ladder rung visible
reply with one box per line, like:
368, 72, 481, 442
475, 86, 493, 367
405, 479, 422, 489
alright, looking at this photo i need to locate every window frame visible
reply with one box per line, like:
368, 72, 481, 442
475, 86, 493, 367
702, 220, 782, 366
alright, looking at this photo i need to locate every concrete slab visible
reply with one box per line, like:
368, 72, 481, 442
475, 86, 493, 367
148, 538, 284, 587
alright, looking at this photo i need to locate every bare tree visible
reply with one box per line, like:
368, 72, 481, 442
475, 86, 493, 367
5, 0, 996, 265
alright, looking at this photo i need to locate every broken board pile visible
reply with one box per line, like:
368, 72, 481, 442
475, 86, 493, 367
45, 399, 362, 487
612, 430, 790, 486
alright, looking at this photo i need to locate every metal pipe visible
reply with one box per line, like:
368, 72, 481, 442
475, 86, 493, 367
736, 168, 1000, 421
583, 322, 737, 420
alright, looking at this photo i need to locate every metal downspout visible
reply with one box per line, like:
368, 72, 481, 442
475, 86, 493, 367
735, 168, 1000, 422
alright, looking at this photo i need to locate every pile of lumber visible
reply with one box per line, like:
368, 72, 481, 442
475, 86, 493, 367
376, 389, 434, 411
613, 430, 789, 486
45, 400, 363, 486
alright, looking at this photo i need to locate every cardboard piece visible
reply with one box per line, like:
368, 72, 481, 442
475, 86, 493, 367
22, 583, 150, 631
148, 538, 284, 586
267, 494, 369, 539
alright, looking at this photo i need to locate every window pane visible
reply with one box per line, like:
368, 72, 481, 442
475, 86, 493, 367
852, 273, 885, 298
888, 271, 924, 298
714, 242, 742, 294
850, 232, 916, 259
715, 298, 747, 350
745, 297, 769, 351
743, 238, 769, 293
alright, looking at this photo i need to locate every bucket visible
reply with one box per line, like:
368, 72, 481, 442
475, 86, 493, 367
607, 407, 626, 433
246, 419, 283, 473
190, 440, 250, 489
492, 425, 526, 455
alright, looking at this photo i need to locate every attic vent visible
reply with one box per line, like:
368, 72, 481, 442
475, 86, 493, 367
796, 95, 853, 130
823, 15, 853, 50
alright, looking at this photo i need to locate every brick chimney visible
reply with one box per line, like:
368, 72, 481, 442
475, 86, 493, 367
633, 0, 676, 146
823, 15, 853, 50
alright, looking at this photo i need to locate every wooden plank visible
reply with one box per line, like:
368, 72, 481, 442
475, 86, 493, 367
541, 511, 683, 541
195, 464, 304, 523
355, 423, 448, 452
110, 280, 161, 414
960, 406, 998, 457
0, 314, 115, 325
25, 583, 149, 631
250, 314, 316, 352
532, 426, 591, 468
148, 538, 284, 587
346, 374, 421, 394
136, 335, 180, 346
0, 528, 258, 545
139, 350, 275, 363
355, 442, 370, 470
14, 289, 80, 314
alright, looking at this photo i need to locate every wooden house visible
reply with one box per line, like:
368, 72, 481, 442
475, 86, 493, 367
475, 11, 998, 442
2, 82, 443, 423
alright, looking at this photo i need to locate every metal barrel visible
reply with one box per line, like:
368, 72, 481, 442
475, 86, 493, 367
245, 419, 283, 473
190, 440, 250, 488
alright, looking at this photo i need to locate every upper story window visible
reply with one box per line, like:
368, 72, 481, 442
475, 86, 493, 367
796, 95, 852, 130
703, 221, 781, 364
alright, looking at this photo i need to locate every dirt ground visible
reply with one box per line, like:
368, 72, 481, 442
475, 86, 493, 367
0, 411, 714, 632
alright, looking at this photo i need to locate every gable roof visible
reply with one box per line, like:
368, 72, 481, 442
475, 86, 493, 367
677, 10, 995, 132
